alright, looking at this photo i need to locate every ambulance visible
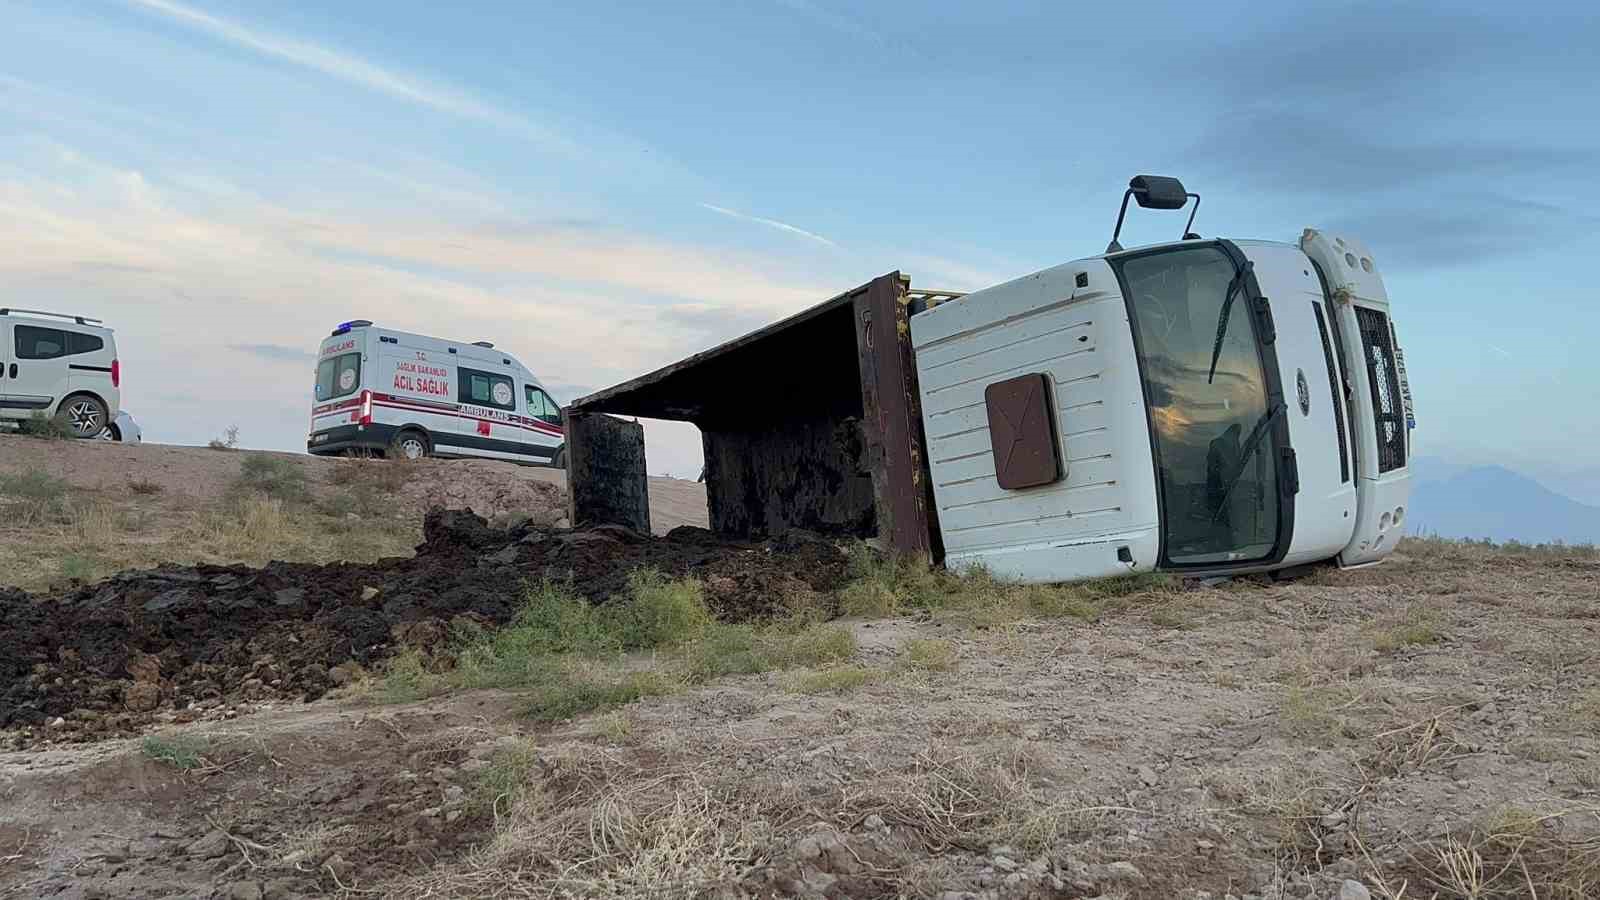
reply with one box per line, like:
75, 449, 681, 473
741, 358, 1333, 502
306, 321, 566, 466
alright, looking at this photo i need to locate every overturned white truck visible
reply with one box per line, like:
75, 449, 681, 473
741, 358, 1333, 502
566, 176, 1414, 582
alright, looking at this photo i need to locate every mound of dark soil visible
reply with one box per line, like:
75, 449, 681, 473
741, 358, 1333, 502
0, 510, 848, 745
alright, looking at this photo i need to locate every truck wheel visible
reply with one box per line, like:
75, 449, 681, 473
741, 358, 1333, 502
61, 394, 108, 439
393, 430, 431, 460
551, 446, 567, 470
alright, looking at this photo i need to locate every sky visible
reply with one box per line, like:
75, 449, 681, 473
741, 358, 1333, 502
1, 0, 1596, 484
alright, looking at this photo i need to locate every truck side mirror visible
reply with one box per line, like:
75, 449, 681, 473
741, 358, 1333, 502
1130, 175, 1189, 210
1107, 174, 1202, 253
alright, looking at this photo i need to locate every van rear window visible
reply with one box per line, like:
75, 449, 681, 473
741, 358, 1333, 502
316, 352, 361, 400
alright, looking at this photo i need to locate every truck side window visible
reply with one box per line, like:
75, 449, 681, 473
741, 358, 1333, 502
525, 386, 562, 425
16, 325, 67, 360
460, 367, 516, 411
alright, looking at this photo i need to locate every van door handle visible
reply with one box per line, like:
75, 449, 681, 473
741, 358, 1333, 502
7, 364, 14, 379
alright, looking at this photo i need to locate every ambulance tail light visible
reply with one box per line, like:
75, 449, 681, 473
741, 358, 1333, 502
358, 389, 373, 426
111, 359, 121, 388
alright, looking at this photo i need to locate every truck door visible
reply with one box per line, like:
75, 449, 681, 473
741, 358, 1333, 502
1240, 245, 1359, 564
1114, 242, 1289, 568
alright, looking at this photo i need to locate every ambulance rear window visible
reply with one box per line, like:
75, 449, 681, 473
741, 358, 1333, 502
316, 352, 361, 400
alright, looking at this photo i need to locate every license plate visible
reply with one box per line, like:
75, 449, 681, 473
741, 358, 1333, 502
312, 433, 329, 444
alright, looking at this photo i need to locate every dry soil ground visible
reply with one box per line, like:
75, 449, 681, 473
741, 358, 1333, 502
3, 439, 1600, 900
0, 434, 708, 592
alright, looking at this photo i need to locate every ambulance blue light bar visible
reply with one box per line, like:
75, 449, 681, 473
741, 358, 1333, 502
330, 319, 374, 337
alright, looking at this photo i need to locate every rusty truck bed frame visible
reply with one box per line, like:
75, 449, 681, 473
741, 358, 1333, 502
564, 273, 962, 564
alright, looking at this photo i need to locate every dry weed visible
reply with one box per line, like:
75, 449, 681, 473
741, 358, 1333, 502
1389, 805, 1600, 899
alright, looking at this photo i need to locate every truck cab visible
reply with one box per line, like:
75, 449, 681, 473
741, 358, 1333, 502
912, 209, 1412, 581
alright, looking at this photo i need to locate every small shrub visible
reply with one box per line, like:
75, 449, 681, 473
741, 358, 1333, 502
127, 477, 163, 496
522, 668, 677, 721
0, 467, 70, 523
59, 554, 96, 582
599, 710, 633, 740
379, 648, 451, 703
837, 547, 994, 617
472, 737, 544, 812
208, 425, 240, 451
788, 665, 877, 695
765, 623, 857, 668
142, 733, 210, 770
1371, 606, 1444, 653
1149, 605, 1193, 630
1016, 584, 1105, 621
233, 454, 308, 502
69, 501, 119, 548
680, 624, 767, 683
899, 638, 958, 672
486, 582, 616, 659
1280, 685, 1360, 745
19, 410, 75, 440
611, 569, 712, 649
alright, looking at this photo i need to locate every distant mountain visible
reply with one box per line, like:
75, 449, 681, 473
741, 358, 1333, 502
1406, 461, 1600, 544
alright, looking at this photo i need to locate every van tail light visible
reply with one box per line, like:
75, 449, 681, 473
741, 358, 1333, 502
358, 389, 373, 426
111, 359, 120, 388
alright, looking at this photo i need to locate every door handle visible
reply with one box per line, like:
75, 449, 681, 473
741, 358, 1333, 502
6, 364, 14, 379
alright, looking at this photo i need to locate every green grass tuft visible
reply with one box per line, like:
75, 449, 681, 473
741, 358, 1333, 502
788, 665, 877, 695
521, 667, 678, 721
142, 733, 210, 770
899, 638, 958, 672
233, 454, 308, 503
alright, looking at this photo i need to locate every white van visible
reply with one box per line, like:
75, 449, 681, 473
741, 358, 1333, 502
306, 320, 566, 466
0, 308, 121, 438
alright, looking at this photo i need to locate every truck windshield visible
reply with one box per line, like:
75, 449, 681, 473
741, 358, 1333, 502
1117, 245, 1279, 565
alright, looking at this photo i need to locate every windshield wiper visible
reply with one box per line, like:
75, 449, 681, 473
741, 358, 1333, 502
1210, 401, 1284, 523
1205, 261, 1251, 384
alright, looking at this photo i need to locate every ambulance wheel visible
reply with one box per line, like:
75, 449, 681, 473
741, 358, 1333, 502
551, 446, 567, 470
392, 430, 431, 460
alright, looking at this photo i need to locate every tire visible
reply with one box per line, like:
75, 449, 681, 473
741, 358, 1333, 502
97, 424, 122, 442
61, 394, 109, 439
392, 429, 431, 460
551, 446, 566, 470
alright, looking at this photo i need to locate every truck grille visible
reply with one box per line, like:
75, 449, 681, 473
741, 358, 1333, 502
1356, 307, 1406, 473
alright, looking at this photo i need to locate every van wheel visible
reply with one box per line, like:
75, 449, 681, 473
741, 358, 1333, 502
551, 446, 567, 470
392, 430, 431, 460
62, 395, 108, 439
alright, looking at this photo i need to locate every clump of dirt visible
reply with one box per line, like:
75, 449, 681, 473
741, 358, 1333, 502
0, 510, 848, 746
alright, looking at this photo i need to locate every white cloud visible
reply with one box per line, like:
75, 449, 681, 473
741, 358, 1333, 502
123, 0, 573, 152
0, 146, 855, 475
699, 202, 838, 248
